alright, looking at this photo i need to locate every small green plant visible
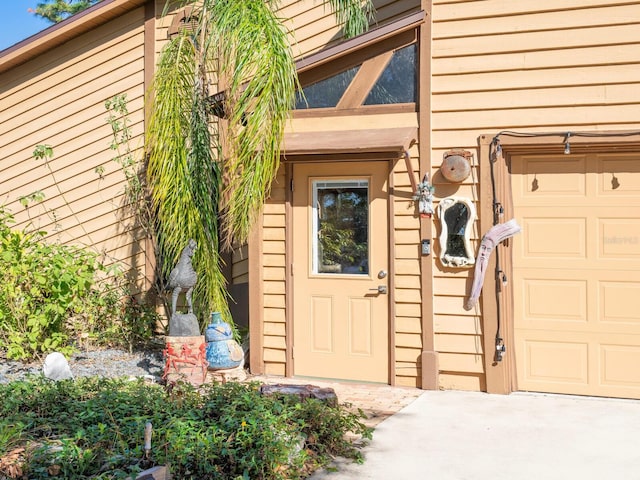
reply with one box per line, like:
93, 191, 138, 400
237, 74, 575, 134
0, 206, 158, 360
0, 378, 371, 479
105, 94, 146, 215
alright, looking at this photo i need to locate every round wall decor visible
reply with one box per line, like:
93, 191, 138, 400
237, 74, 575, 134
441, 150, 472, 182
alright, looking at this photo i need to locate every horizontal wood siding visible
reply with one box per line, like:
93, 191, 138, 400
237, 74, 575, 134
261, 167, 288, 375
0, 8, 148, 291
430, 0, 640, 390
279, 0, 420, 59
231, 245, 249, 284
393, 144, 422, 387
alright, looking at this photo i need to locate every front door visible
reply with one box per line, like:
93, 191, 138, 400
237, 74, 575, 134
292, 161, 389, 383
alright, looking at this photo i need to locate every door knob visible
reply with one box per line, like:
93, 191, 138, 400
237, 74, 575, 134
369, 285, 387, 294
378, 270, 387, 279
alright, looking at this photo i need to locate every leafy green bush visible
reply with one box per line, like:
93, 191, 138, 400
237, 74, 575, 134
0, 378, 371, 479
0, 207, 158, 360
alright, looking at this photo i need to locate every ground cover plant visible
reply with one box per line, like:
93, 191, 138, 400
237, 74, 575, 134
0, 377, 371, 479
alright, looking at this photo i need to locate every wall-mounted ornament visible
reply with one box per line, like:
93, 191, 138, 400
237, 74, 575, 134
441, 149, 472, 183
464, 219, 521, 310
437, 196, 477, 268
413, 174, 435, 218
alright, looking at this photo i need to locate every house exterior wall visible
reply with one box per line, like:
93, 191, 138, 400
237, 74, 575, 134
0, 6, 149, 291
260, 168, 288, 375
259, 112, 420, 381
280, 0, 419, 58
250, 1, 423, 380
430, 0, 640, 391
391, 144, 422, 387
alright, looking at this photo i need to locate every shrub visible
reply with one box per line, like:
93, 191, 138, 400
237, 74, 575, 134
0, 207, 158, 360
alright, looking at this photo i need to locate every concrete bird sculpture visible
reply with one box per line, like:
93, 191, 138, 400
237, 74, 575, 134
168, 239, 197, 316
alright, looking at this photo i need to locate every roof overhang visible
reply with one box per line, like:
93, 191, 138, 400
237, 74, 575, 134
282, 126, 417, 156
295, 10, 425, 74
0, 0, 146, 72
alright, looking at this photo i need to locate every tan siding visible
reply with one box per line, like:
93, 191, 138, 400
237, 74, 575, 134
433, 0, 640, 22
264, 322, 286, 336
391, 144, 422, 385
396, 316, 422, 333
261, 167, 287, 374
231, 244, 249, 284
0, 7, 148, 293
435, 334, 483, 355
430, 0, 640, 391
438, 353, 484, 374
434, 315, 483, 335
279, 0, 420, 59
264, 308, 286, 323
439, 373, 485, 392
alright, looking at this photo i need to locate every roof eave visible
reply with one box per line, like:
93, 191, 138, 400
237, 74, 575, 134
0, 0, 147, 73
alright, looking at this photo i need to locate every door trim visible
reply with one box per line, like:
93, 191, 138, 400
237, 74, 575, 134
285, 158, 394, 383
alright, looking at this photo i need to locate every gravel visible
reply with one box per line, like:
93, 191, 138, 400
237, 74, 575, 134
0, 347, 166, 384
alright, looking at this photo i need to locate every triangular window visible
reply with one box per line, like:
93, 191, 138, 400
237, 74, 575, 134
295, 65, 361, 109
294, 40, 417, 111
364, 44, 416, 105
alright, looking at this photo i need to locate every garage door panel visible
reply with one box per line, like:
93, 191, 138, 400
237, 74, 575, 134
599, 218, 640, 258
522, 278, 587, 322
600, 281, 640, 325
513, 152, 640, 399
520, 216, 586, 258
597, 155, 640, 197
518, 333, 589, 385
600, 343, 640, 388
514, 155, 587, 201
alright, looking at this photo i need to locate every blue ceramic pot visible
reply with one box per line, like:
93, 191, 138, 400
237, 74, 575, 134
205, 312, 243, 370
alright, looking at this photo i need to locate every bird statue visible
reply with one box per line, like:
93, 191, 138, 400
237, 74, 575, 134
167, 239, 198, 317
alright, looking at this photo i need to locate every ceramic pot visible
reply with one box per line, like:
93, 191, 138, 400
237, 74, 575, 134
205, 312, 243, 370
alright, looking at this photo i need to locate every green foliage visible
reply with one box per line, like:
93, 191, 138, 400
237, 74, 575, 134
0, 378, 371, 479
147, 0, 376, 327
31, 0, 101, 24
105, 94, 148, 219
327, 0, 375, 39
146, 34, 230, 326
0, 207, 158, 360
0, 420, 26, 457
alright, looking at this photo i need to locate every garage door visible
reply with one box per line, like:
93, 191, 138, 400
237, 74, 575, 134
512, 152, 640, 399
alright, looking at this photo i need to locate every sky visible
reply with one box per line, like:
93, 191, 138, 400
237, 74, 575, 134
0, 0, 53, 51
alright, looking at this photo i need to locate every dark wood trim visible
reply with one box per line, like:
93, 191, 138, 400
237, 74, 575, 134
283, 127, 417, 156
388, 159, 396, 386
248, 211, 265, 374
282, 152, 404, 163
142, 0, 156, 295
337, 51, 393, 109
143, 0, 155, 126
298, 29, 417, 87
292, 103, 416, 119
284, 163, 294, 377
295, 10, 425, 73
478, 135, 511, 394
419, 1, 438, 390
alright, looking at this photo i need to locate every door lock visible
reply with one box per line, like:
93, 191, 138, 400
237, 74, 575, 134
369, 285, 387, 294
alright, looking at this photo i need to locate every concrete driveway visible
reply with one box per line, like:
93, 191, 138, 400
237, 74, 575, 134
310, 390, 640, 480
